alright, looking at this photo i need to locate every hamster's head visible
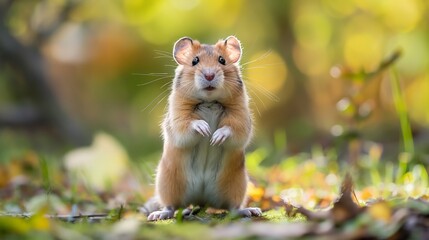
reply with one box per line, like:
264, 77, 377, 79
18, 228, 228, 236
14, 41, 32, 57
172, 36, 243, 102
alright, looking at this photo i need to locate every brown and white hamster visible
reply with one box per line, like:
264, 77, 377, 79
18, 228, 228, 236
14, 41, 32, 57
146, 36, 261, 221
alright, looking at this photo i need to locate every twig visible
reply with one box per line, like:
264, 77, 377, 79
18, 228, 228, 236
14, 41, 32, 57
46, 213, 109, 221
0, 212, 33, 219
0, 213, 109, 222
0, 105, 45, 127
336, 49, 402, 80
33, 0, 81, 46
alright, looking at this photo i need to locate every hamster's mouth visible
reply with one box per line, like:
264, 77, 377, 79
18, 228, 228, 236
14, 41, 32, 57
204, 86, 216, 91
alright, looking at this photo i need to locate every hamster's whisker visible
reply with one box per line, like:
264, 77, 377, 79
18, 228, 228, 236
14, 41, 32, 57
248, 87, 267, 109
141, 88, 171, 112
154, 50, 173, 58
154, 49, 173, 55
247, 88, 266, 117
251, 101, 262, 117
136, 75, 173, 87
149, 93, 169, 113
154, 52, 171, 56
243, 62, 283, 70
160, 81, 172, 89
164, 64, 178, 68
240, 49, 273, 67
247, 89, 262, 117
243, 77, 280, 102
154, 55, 173, 59
133, 72, 170, 76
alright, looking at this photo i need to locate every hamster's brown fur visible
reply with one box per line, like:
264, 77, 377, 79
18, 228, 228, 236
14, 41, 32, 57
146, 36, 261, 221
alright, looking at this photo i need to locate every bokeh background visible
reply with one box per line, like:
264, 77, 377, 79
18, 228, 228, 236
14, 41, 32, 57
1, 0, 429, 203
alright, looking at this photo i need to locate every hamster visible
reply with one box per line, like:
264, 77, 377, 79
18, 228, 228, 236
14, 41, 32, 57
146, 36, 262, 221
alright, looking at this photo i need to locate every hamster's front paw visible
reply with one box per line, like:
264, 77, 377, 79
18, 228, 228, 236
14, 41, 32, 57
191, 120, 211, 137
211, 126, 231, 146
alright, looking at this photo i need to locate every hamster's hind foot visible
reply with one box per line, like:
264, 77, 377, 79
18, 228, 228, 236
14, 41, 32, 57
147, 207, 175, 221
237, 207, 262, 217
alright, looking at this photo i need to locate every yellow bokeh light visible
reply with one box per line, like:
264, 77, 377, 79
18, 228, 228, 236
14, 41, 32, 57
406, 75, 429, 127
293, 4, 332, 50
123, 0, 164, 24
170, 0, 200, 10
387, 32, 429, 76
293, 44, 331, 77
344, 32, 383, 71
381, 0, 424, 33
244, 50, 288, 95
123, 0, 243, 45
355, 0, 424, 33
323, 0, 356, 17
342, 16, 384, 71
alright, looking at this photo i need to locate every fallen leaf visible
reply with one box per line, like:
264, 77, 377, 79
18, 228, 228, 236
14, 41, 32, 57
64, 132, 130, 191
247, 182, 264, 202
359, 186, 377, 201
29, 211, 50, 231
331, 173, 363, 224
25, 194, 67, 214
368, 201, 392, 223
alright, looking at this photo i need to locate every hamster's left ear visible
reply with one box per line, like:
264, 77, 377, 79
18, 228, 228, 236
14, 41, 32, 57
173, 37, 194, 65
224, 36, 242, 63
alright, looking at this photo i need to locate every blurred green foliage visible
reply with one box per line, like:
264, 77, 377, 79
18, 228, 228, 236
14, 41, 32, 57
1, 0, 429, 161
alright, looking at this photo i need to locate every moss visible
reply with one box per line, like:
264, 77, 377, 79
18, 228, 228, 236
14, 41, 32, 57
262, 208, 306, 223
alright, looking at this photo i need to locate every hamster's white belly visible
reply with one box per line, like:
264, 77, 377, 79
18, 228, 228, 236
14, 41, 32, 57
183, 102, 227, 208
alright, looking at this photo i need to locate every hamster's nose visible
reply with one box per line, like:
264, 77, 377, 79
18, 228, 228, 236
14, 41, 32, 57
204, 73, 215, 81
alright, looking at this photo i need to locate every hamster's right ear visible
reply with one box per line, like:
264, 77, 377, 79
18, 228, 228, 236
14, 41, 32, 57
173, 37, 194, 65
224, 36, 242, 63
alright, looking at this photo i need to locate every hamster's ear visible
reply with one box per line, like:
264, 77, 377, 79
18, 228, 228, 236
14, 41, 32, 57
173, 37, 194, 65
224, 36, 242, 63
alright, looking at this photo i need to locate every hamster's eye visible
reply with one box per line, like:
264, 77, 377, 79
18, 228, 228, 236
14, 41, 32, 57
192, 57, 199, 66
218, 56, 226, 65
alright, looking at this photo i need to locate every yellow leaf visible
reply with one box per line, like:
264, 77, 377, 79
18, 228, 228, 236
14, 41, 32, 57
359, 186, 376, 201
280, 188, 305, 206
25, 194, 67, 214
64, 132, 130, 191
247, 182, 264, 202
368, 201, 392, 223
30, 212, 50, 231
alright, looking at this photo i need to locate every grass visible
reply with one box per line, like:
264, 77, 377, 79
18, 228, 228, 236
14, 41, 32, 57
390, 67, 414, 155
0, 137, 428, 239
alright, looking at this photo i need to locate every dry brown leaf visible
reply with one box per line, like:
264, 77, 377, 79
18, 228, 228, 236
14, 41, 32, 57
331, 173, 364, 224
284, 173, 366, 226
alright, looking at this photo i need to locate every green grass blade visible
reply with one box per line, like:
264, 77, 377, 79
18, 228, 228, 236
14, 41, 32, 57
390, 67, 414, 155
